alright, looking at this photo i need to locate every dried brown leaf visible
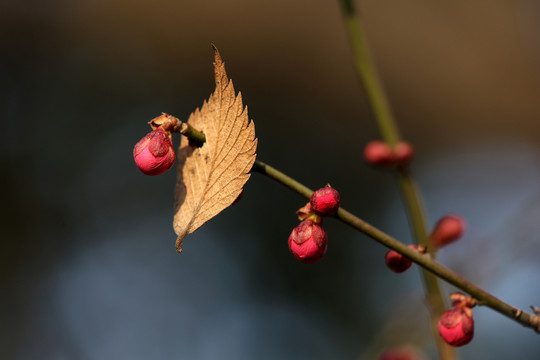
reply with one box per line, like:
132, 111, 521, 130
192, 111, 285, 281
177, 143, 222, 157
173, 46, 257, 252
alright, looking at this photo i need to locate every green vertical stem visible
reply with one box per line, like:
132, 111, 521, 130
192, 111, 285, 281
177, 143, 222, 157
340, 0, 400, 146
338, 0, 455, 358
397, 169, 454, 359
395, 170, 429, 249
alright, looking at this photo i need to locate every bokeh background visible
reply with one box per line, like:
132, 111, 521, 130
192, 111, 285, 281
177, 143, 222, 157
2, 0, 540, 359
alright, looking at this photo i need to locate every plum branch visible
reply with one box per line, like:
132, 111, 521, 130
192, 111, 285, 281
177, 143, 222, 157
172, 122, 540, 334
251, 159, 540, 334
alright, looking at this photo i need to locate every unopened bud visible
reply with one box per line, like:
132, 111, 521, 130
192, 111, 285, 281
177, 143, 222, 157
393, 141, 415, 165
430, 215, 466, 249
288, 219, 328, 264
133, 128, 176, 176
379, 346, 426, 360
310, 185, 341, 217
438, 307, 474, 347
385, 245, 416, 273
364, 140, 394, 166
364, 140, 415, 167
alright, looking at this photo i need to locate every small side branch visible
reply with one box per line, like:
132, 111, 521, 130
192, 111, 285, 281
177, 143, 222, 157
252, 159, 540, 334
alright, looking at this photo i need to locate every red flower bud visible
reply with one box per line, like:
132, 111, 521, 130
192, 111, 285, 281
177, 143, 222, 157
379, 346, 426, 360
310, 185, 340, 217
364, 140, 394, 165
438, 307, 474, 347
364, 140, 415, 167
288, 219, 328, 264
133, 128, 176, 176
393, 141, 415, 165
430, 215, 466, 248
385, 245, 416, 273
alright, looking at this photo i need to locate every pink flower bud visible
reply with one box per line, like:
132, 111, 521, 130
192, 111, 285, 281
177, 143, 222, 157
438, 307, 474, 347
364, 140, 415, 167
430, 215, 466, 248
310, 185, 341, 217
288, 219, 328, 264
133, 128, 176, 176
393, 141, 415, 165
364, 140, 394, 165
385, 245, 416, 273
379, 346, 426, 360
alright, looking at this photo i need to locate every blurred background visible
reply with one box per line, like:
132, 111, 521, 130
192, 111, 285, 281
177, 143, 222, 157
2, 0, 540, 359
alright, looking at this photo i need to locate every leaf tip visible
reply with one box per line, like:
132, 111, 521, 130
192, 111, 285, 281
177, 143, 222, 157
211, 43, 223, 66
175, 235, 184, 253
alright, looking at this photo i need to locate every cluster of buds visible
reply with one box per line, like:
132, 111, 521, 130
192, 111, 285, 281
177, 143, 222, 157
288, 185, 340, 263
383, 215, 465, 272
438, 292, 476, 347
429, 214, 466, 249
364, 140, 415, 167
133, 114, 181, 176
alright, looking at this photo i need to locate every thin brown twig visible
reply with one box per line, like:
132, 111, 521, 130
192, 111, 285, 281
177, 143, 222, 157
252, 159, 540, 334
